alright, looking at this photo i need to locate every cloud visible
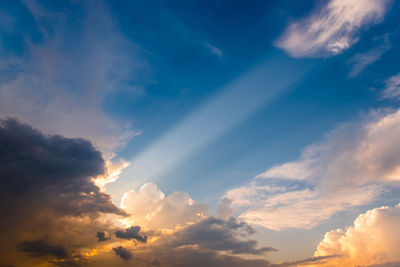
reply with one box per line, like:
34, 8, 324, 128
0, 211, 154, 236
0, 0, 147, 156
0, 118, 125, 266
87, 218, 340, 267
0, 119, 282, 267
382, 73, 400, 100
115, 226, 147, 243
89, 216, 278, 267
275, 0, 391, 57
113, 246, 133, 261
165, 217, 276, 255
0, 118, 125, 217
224, 108, 400, 230
17, 240, 69, 259
94, 159, 131, 189
270, 255, 341, 267
257, 161, 312, 180
365, 262, 400, 267
225, 182, 381, 230
348, 35, 391, 78
121, 182, 207, 229
96, 232, 110, 242
205, 43, 223, 58
217, 198, 234, 220
0, 119, 351, 267
313, 203, 400, 266
129, 247, 271, 267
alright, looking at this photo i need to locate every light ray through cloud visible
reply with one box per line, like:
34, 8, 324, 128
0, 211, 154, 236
108, 54, 317, 201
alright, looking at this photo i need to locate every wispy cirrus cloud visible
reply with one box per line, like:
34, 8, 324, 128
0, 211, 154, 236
348, 35, 391, 78
205, 43, 223, 58
382, 73, 400, 100
275, 0, 391, 58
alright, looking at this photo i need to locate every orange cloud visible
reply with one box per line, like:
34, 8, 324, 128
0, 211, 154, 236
312, 203, 400, 266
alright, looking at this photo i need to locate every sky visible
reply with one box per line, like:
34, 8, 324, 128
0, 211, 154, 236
1, 0, 400, 266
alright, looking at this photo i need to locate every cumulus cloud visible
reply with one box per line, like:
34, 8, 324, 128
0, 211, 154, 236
382, 73, 400, 100
275, 0, 391, 57
121, 182, 207, 229
313, 203, 400, 266
224, 108, 400, 230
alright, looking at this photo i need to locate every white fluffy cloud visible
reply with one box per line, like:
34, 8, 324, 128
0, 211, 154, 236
313, 203, 400, 266
275, 0, 391, 57
224, 108, 400, 230
121, 182, 208, 229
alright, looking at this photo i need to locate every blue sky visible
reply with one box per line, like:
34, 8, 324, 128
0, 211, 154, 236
1, 0, 400, 266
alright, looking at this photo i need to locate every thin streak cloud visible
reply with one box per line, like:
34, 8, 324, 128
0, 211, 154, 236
276, 0, 391, 57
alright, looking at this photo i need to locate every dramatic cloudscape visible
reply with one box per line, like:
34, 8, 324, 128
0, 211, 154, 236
1, 0, 400, 266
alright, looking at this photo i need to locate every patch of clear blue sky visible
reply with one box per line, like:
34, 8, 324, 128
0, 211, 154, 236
102, 0, 315, 156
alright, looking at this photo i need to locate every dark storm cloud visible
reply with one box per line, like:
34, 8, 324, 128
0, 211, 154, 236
0, 118, 125, 223
115, 226, 147, 243
167, 217, 276, 255
113, 246, 132, 261
0, 118, 126, 266
17, 240, 69, 259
